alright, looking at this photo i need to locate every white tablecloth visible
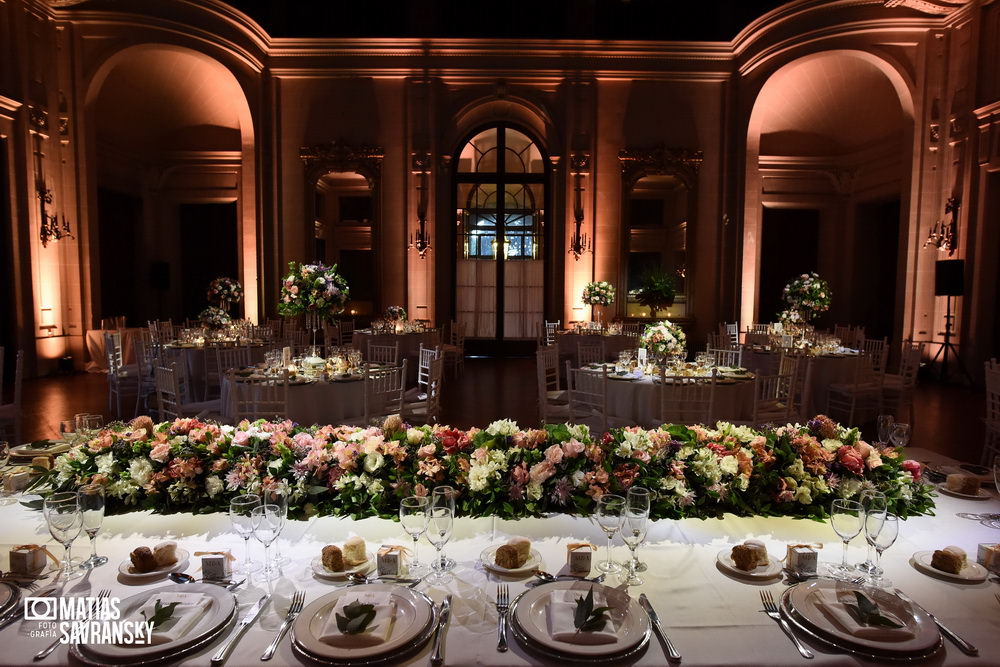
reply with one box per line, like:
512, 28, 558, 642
606, 376, 755, 426
0, 447, 997, 666
220, 376, 365, 426
557, 333, 636, 363
165, 345, 267, 401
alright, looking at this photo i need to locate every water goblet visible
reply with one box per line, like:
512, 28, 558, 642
79, 484, 108, 569
621, 507, 649, 586
829, 499, 863, 579
431, 486, 457, 571
857, 490, 886, 574
251, 504, 283, 580
400, 496, 430, 574
0, 441, 14, 506
595, 494, 625, 573
889, 423, 911, 448
229, 494, 262, 574
426, 506, 453, 578
627, 487, 651, 571
876, 414, 894, 444
44, 492, 84, 580
262, 489, 289, 566
864, 511, 898, 588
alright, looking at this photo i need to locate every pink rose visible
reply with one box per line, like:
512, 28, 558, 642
471, 447, 489, 464
561, 439, 585, 458
529, 461, 555, 485
901, 459, 922, 481
413, 483, 429, 497
837, 445, 864, 475
544, 444, 564, 465
233, 431, 251, 447
417, 444, 437, 459
854, 440, 873, 460
149, 442, 171, 463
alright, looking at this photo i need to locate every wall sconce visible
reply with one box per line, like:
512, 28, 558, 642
569, 153, 592, 260
33, 132, 73, 248
923, 197, 958, 255
408, 151, 432, 258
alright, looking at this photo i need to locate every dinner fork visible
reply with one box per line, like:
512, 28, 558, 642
34, 588, 111, 661
759, 590, 813, 659
260, 590, 305, 661
495, 584, 509, 652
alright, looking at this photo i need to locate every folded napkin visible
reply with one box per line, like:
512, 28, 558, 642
318, 592, 397, 648
546, 589, 618, 645
125, 592, 211, 646
812, 589, 915, 642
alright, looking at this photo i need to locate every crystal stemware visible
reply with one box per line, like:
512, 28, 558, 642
44, 492, 84, 580
864, 511, 898, 588
889, 423, 911, 448
431, 486, 457, 571
876, 414, 894, 444
626, 487, 651, 571
857, 490, 886, 574
251, 504, 282, 580
426, 506, 453, 578
400, 495, 430, 574
262, 489, 289, 566
229, 494, 262, 574
829, 498, 862, 579
79, 484, 108, 569
621, 507, 649, 586
595, 494, 625, 573
0, 441, 15, 506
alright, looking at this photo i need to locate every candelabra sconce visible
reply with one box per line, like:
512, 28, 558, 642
408, 151, 432, 258
569, 153, 592, 260
923, 197, 959, 255
37, 181, 74, 248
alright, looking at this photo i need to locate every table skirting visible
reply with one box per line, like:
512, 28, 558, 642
84, 328, 143, 372
605, 376, 755, 426
556, 332, 637, 363
220, 375, 365, 425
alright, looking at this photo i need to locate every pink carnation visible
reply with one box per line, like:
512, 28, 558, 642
149, 442, 172, 463
544, 444, 564, 465
562, 439, 585, 458
417, 444, 437, 459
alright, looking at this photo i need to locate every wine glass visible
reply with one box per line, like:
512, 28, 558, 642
889, 423, 911, 448
400, 496, 429, 574
829, 499, 863, 579
262, 489, 289, 566
595, 494, 625, 573
431, 486, 457, 571
876, 414, 894, 444
626, 487, 651, 572
426, 506, 453, 578
620, 505, 649, 586
856, 490, 886, 574
0, 441, 14, 506
251, 504, 283, 580
864, 511, 899, 588
78, 484, 108, 569
229, 495, 262, 574
44, 492, 84, 580
59, 420, 76, 444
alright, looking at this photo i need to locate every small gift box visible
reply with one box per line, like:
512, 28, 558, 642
376, 545, 410, 577
31, 456, 52, 471
976, 543, 1000, 574
3, 469, 31, 493
785, 543, 820, 576
566, 542, 596, 574
195, 551, 234, 580
9, 544, 56, 575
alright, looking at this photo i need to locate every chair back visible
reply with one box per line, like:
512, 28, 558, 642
724, 322, 740, 347
747, 323, 771, 335
536, 347, 561, 393
230, 371, 289, 422
422, 358, 445, 423
364, 360, 407, 423
895, 345, 922, 390
417, 344, 442, 391
338, 319, 356, 346
622, 322, 643, 337
155, 363, 185, 421
104, 331, 126, 376
544, 320, 560, 346
566, 361, 608, 433
658, 368, 716, 425
284, 329, 309, 349
368, 341, 400, 365
577, 340, 605, 366
448, 321, 466, 348
710, 347, 743, 368
985, 361, 1000, 425
861, 337, 889, 373
750, 373, 793, 424
217, 346, 252, 378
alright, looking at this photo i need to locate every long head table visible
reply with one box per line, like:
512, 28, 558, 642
0, 447, 997, 666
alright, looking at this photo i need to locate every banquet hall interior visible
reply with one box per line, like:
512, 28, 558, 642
1, 0, 1000, 665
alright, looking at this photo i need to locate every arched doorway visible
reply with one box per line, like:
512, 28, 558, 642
453, 125, 548, 352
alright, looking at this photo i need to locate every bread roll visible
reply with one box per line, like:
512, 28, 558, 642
931, 546, 966, 574
343, 536, 367, 566
946, 474, 980, 495
507, 537, 531, 567
731, 540, 768, 571
152, 541, 178, 567
130, 546, 158, 573
322, 545, 344, 571
495, 544, 520, 569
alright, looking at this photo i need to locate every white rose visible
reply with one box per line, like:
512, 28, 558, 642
406, 428, 424, 445
364, 452, 385, 473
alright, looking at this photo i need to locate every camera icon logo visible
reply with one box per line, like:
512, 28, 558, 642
24, 597, 58, 621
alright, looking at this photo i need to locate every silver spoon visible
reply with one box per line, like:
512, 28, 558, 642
533, 570, 606, 583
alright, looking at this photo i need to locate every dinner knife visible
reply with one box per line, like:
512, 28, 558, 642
430, 594, 452, 666
639, 593, 682, 662
893, 589, 978, 656
210, 593, 270, 666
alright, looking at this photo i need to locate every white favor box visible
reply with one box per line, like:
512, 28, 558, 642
377, 546, 408, 577
977, 543, 999, 574
9, 546, 47, 574
201, 553, 232, 580
567, 547, 593, 574
788, 546, 818, 575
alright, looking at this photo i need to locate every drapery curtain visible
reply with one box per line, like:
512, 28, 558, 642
456, 258, 542, 339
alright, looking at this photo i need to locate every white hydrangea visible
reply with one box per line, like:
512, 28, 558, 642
107, 478, 140, 503
205, 475, 224, 498
129, 458, 154, 486
220, 424, 235, 435
719, 455, 738, 476
95, 453, 115, 476
486, 419, 518, 437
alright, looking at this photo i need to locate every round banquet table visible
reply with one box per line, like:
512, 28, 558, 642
0, 446, 996, 666
84, 327, 143, 372
742, 349, 859, 416
164, 344, 267, 401
556, 332, 636, 362
605, 374, 755, 426
220, 375, 365, 426
351, 330, 440, 383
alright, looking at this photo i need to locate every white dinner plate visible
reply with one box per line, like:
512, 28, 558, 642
479, 545, 542, 576
716, 548, 782, 579
909, 550, 989, 582
291, 583, 434, 662
0, 582, 20, 617
510, 581, 649, 658
936, 484, 991, 500
12, 441, 71, 458
310, 552, 375, 579
118, 548, 189, 581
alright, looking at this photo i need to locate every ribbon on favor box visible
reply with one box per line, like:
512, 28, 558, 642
566, 542, 597, 552
194, 550, 237, 562
12, 544, 60, 565
378, 544, 412, 560
782, 542, 823, 562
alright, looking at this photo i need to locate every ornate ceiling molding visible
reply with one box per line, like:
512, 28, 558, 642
882, 0, 970, 16
300, 140, 383, 189
618, 145, 703, 190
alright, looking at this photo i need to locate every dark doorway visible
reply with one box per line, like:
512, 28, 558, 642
178, 202, 238, 320
853, 198, 901, 341
97, 187, 142, 325
758, 207, 820, 323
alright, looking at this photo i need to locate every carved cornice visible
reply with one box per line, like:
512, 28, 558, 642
882, 0, 969, 16
618, 145, 703, 190
300, 140, 383, 189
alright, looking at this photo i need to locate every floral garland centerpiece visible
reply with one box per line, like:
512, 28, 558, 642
640, 319, 687, 364
385, 305, 407, 322
206, 277, 243, 313
582, 281, 615, 325
198, 306, 231, 331
782, 272, 831, 324
278, 261, 350, 352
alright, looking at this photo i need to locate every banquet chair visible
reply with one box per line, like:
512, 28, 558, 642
747, 323, 771, 335
743, 373, 794, 426
724, 322, 740, 348
577, 340, 605, 366
133, 330, 161, 415
405, 358, 444, 425
217, 346, 253, 379
536, 348, 570, 423
983, 360, 1000, 464
337, 319, 356, 346
861, 337, 889, 373
0, 350, 23, 446
778, 350, 813, 422
442, 321, 466, 378
228, 370, 289, 423
881, 343, 922, 427
658, 367, 717, 426
565, 361, 609, 433
362, 360, 407, 425
368, 341, 400, 365
405, 344, 442, 402
323, 324, 340, 350
157, 321, 177, 342
705, 332, 726, 351
544, 320, 560, 346
284, 329, 309, 350
105, 331, 141, 419
622, 322, 643, 337
826, 353, 883, 426
710, 347, 743, 368
155, 363, 222, 421
202, 347, 222, 401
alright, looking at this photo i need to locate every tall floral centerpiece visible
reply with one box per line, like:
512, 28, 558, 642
582, 281, 615, 325
781, 272, 831, 324
385, 306, 407, 322
278, 261, 350, 352
640, 319, 686, 364
206, 277, 243, 314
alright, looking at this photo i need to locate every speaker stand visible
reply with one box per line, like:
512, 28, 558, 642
929, 295, 975, 385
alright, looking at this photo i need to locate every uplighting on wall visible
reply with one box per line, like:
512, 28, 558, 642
569, 153, 592, 260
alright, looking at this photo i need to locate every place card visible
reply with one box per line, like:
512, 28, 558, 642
637, 348, 647, 365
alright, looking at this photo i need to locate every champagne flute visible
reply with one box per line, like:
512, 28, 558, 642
79, 484, 108, 569
431, 486, 457, 571
857, 490, 886, 574
627, 487, 651, 572
864, 511, 898, 588
251, 504, 282, 580
229, 494, 262, 574
621, 507, 649, 586
400, 496, 430, 574
426, 506, 453, 578
263, 489, 289, 566
889, 423, 911, 448
829, 499, 863, 579
0, 441, 14, 506
595, 494, 625, 573
44, 492, 84, 580
876, 414, 894, 444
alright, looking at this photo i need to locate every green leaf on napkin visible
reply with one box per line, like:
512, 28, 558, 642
573, 586, 613, 633
335, 599, 377, 635
141, 599, 181, 629
842, 591, 903, 629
